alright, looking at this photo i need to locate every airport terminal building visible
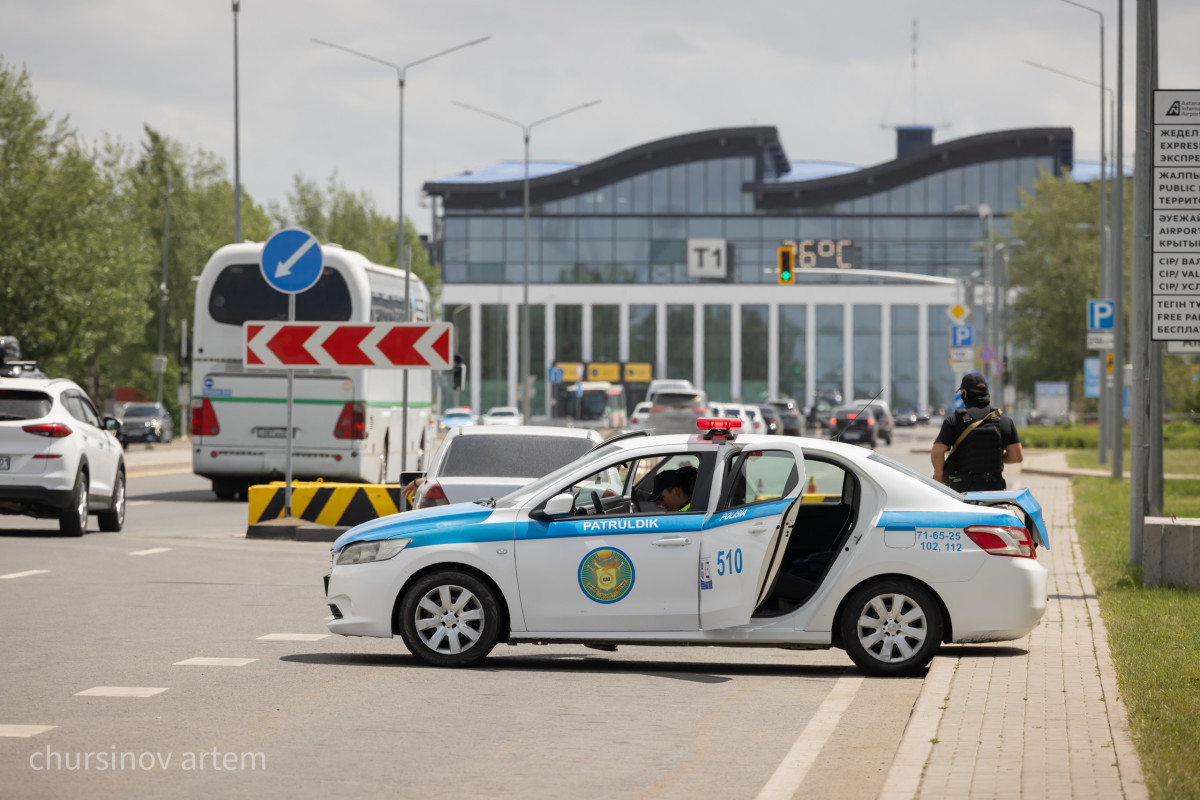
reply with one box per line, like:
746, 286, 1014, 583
422, 125, 1074, 416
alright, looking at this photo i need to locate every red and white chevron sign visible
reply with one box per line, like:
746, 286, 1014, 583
243, 322, 454, 370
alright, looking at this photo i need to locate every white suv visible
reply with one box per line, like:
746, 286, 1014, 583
0, 378, 126, 535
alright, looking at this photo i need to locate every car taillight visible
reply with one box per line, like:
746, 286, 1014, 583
190, 398, 220, 436
650, 405, 664, 412
22, 422, 72, 438
417, 481, 448, 508
829, 418, 838, 427
964, 525, 1036, 558
334, 402, 367, 439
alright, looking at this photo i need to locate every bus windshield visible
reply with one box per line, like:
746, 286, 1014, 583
209, 263, 353, 325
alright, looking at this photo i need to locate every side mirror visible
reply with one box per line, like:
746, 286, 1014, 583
103, 416, 122, 433
530, 492, 575, 522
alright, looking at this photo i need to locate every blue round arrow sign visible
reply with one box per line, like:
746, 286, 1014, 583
261, 228, 323, 294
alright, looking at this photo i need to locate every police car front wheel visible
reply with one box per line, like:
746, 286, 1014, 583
839, 578, 943, 677
398, 570, 503, 667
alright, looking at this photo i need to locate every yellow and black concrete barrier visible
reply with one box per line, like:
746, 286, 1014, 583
246, 481, 406, 541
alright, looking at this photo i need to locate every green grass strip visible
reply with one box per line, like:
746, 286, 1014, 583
1072, 475, 1200, 799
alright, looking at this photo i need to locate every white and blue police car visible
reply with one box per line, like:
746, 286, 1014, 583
324, 419, 1048, 677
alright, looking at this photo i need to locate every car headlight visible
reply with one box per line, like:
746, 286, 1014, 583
335, 538, 410, 566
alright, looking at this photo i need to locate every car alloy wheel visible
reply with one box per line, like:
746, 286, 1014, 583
398, 570, 503, 667
98, 470, 125, 532
59, 471, 89, 537
840, 579, 942, 677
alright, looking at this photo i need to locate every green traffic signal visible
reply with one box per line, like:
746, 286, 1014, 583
777, 246, 795, 285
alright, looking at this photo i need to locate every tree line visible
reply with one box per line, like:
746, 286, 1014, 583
0, 58, 436, 427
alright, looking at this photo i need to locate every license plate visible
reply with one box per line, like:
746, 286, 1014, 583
0, 456, 8, 470
255, 427, 289, 439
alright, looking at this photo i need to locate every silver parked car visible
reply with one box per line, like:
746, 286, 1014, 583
644, 389, 709, 435
0, 377, 126, 535
412, 425, 604, 509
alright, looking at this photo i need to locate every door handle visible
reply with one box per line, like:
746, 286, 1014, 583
652, 537, 691, 547
749, 526, 768, 535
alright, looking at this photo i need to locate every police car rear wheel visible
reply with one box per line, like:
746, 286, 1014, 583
398, 570, 502, 667
840, 579, 942, 677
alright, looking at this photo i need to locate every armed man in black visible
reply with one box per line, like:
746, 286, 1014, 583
930, 372, 1023, 491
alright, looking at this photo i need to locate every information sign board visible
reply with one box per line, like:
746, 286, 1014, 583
1152, 90, 1200, 340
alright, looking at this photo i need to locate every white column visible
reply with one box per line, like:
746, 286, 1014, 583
842, 303, 854, 401
545, 302, 556, 418
880, 302, 892, 406
656, 302, 667, 381
581, 304, 593, 363
805, 304, 816, 408
693, 303, 704, 390
469, 303, 482, 414
917, 303, 929, 411
507, 302, 519, 408
767, 303, 779, 400
618, 303, 630, 363
730, 304, 742, 401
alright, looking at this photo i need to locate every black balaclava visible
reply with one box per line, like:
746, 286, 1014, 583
959, 372, 991, 409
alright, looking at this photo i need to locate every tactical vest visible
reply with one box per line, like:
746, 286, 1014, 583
947, 406, 1004, 475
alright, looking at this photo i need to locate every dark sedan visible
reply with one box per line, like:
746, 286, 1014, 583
118, 403, 174, 446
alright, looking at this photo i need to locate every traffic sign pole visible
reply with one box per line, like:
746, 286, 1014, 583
261, 228, 323, 518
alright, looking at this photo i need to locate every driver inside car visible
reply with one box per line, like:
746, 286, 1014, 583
648, 469, 693, 512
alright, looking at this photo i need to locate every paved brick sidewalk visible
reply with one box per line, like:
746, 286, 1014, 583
881, 458, 1146, 799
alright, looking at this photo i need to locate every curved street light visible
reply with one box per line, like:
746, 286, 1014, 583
314, 35, 490, 471
451, 99, 603, 425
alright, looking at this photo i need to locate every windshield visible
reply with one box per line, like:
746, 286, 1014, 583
123, 405, 161, 417
867, 452, 963, 499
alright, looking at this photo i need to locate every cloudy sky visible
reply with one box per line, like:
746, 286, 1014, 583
3, 1, 1197, 235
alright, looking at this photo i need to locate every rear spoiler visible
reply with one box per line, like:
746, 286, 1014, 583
963, 488, 1049, 549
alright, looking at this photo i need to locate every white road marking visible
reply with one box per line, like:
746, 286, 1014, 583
755, 676, 864, 800
174, 657, 258, 667
126, 500, 155, 507
0, 725, 57, 738
257, 633, 330, 642
0, 570, 49, 580
75, 687, 168, 698
128, 548, 172, 556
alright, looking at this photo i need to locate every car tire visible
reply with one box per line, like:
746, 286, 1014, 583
212, 479, 239, 501
839, 578, 943, 677
397, 570, 504, 668
59, 470, 89, 537
98, 470, 125, 532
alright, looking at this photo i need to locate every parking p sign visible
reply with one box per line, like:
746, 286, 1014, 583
1087, 299, 1114, 331
951, 324, 973, 348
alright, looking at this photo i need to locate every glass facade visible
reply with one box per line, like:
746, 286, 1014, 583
428, 126, 1071, 415
440, 153, 1057, 287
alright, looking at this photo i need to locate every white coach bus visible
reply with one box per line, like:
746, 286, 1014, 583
190, 242, 437, 499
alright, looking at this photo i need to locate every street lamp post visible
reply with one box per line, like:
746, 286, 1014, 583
314, 35, 490, 473
1026, 57, 1121, 461
231, 1, 242, 243
978, 204, 994, 361
156, 176, 178, 410
451, 99, 602, 426
1058, 0, 1111, 459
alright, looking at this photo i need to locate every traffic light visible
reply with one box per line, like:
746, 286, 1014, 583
452, 354, 465, 391
777, 245, 796, 285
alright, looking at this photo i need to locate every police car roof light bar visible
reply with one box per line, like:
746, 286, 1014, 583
696, 416, 740, 441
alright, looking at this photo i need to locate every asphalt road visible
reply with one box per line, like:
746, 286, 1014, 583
1, 428, 939, 799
